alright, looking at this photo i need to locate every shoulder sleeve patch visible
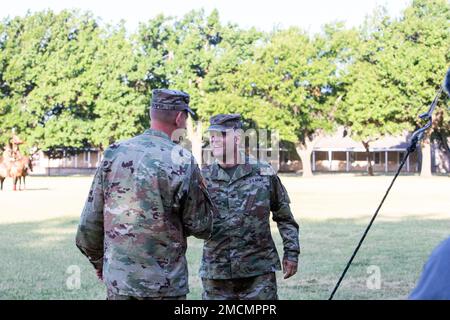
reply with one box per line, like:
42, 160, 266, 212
258, 165, 276, 176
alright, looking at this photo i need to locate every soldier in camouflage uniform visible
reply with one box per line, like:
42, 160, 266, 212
76, 89, 215, 300
200, 114, 300, 300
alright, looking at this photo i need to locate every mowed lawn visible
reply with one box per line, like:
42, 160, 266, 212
0, 174, 449, 300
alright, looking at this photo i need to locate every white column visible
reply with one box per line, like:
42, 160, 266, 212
88, 151, 91, 168
75, 153, 78, 168
312, 151, 316, 172
385, 151, 388, 173
96, 151, 101, 167
328, 150, 333, 171
407, 154, 410, 172
346, 151, 350, 172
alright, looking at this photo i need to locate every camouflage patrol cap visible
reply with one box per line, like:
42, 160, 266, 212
208, 114, 242, 132
151, 89, 195, 116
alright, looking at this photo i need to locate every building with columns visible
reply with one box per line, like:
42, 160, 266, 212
279, 129, 449, 174
30, 148, 101, 175
26, 130, 449, 176
311, 134, 420, 173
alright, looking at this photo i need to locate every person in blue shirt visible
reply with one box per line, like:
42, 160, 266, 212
409, 236, 450, 300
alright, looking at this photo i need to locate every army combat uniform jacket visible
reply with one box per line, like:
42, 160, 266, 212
200, 158, 300, 279
76, 129, 214, 297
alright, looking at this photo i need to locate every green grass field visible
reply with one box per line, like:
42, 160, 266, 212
0, 175, 449, 300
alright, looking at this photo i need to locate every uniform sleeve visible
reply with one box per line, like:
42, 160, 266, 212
178, 160, 215, 240
270, 174, 300, 263
75, 166, 105, 270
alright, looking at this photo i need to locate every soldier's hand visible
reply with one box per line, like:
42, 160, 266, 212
283, 259, 298, 279
95, 268, 103, 281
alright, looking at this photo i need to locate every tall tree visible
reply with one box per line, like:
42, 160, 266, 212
385, 0, 450, 177
0, 10, 102, 153
338, 8, 409, 175
201, 25, 357, 176
89, 23, 150, 150
340, 0, 450, 176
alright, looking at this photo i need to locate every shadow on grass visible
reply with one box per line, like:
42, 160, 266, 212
21, 188, 50, 191
0, 187, 49, 192
0, 216, 449, 300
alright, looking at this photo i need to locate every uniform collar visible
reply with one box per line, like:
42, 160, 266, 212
143, 129, 171, 141
230, 162, 253, 184
211, 161, 230, 182
210, 154, 254, 184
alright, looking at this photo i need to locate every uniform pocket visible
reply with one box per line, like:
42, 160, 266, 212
244, 194, 257, 212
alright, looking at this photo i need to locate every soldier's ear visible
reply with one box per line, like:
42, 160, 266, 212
174, 111, 187, 127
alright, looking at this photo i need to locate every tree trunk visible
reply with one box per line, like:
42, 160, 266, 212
430, 109, 449, 175
296, 147, 313, 177
420, 135, 432, 177
362, 141, 374, 176
295, 132, 324, 177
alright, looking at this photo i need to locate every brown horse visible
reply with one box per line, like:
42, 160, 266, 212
10, 156, 33, 191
